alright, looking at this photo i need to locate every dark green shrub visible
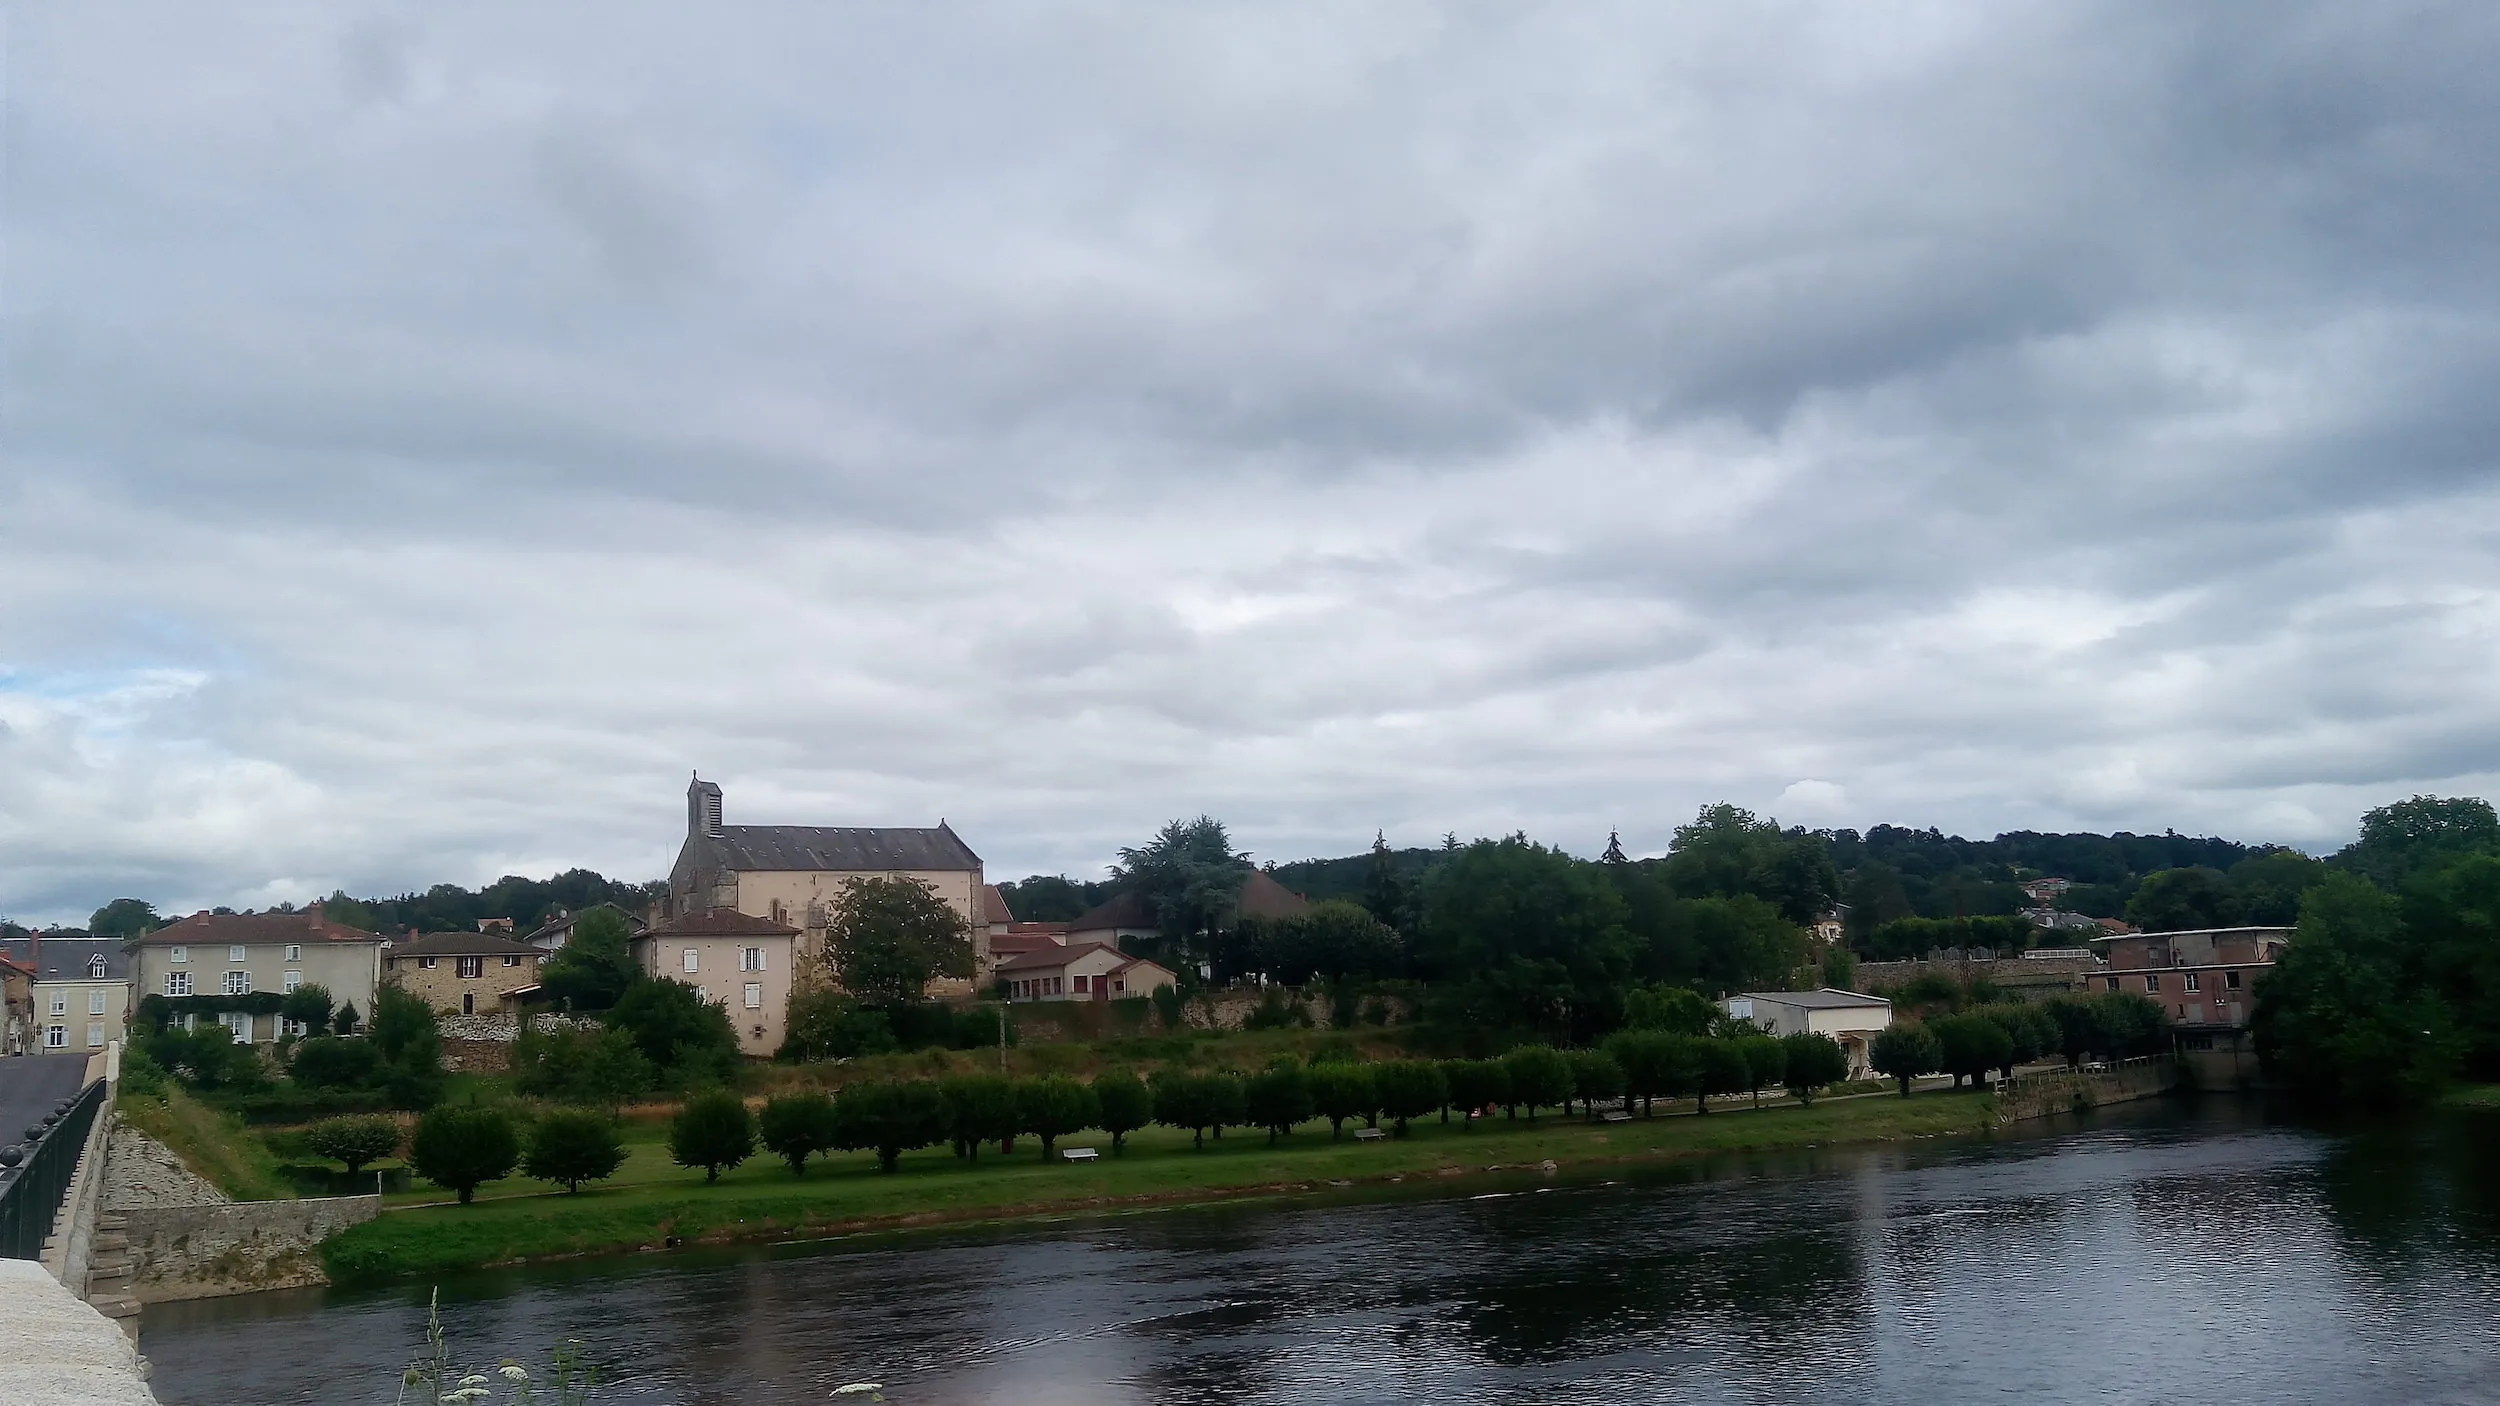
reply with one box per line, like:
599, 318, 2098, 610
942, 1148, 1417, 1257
303, 1114, 402, 1175
757, 1092, 839, 1175
409, 1105, 520, 1204
1306, 1061, 1377, 1139
1017, 1075, 1100, 1157
1092, 1070, 1152, 1152
289, 1036, 383, 1091
525, 1109, 627, 1193
1500, 1045, 1572, 1121
938, 1073, 1020, 1161
1244, 1062, 1314, 1143
1371, 1060, 1448, 1135
832, 1080, 950, 1172
669, 1090, 756, 1182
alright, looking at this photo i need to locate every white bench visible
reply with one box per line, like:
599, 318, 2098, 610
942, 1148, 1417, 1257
1353, 1127, 1387, 1142
1598, 1110, 1633, 1124
1061, 1147, 1100, 1163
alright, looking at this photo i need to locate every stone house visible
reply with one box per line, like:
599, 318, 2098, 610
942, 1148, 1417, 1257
0, 934, 137, 1056
998, 943, 1178, 1004
1724, 989, 1896, 1078
2088, 926, 2289, 1036
126, 912, 386, 1045
668, 774, 988, 997
383, 932, 546, 1016
0, 952, 34, 1056
632, 908, 803, 1058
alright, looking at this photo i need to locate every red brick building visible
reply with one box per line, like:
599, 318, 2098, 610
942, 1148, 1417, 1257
2087, 925, 2290, 1042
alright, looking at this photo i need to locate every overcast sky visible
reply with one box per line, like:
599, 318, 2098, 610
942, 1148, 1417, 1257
4, 4, 2498, 923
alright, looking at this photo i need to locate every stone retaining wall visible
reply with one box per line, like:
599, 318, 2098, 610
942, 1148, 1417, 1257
1993, 1059, 2177, 1124
1857, 954, 2099, 997
119, 1196, 380, 1303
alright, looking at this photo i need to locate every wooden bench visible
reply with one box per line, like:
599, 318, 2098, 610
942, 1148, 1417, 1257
1598, 1110, 1633, 1124
1353, 1127, 1387, 1142
1061, 1147, 1100, 1163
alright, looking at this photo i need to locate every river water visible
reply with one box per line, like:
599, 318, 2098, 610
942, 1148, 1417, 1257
144, 1098, 2500, 1406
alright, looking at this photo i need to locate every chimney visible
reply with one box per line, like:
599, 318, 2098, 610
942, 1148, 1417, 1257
688, 772, 724, 839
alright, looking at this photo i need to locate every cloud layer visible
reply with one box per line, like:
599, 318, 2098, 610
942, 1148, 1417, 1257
6, 3, 2500, 921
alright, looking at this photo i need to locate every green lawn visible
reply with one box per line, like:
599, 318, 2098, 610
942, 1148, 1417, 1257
325, 1088, 2000, 1283
2442, 1083, 2500, 1109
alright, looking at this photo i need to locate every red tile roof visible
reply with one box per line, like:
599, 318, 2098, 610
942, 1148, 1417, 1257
981, 884, 1016, 925
138, 912, 385, 945
645, 909, 801, 939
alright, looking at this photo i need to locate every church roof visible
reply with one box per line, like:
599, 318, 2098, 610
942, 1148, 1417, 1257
699, 822, 982, 874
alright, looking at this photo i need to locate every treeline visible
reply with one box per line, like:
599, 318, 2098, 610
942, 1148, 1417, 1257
2253, 796, 2500, 1104
53, 870, 667, 940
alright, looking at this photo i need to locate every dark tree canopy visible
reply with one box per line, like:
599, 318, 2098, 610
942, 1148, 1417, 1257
87, 898, 164, 937
1419, 837, 1634, 1040
538, 908, 643, 1012
2124, 868, 2243, 933
1114, 816, 1256, 960
823, 876, 976, 1010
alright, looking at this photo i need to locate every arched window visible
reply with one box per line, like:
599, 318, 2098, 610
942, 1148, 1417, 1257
88, 955, 107, 978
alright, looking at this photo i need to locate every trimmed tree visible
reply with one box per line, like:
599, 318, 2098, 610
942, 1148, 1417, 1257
524, 1109, 627, 1193
408, 1105, 519, 1204
1373, 1060, 1449, 1137
1737, 1035, 1786, 1108
1566, 1049, 1625, 1120
1244, 1062, 1315, 1144
1092, 1070, 1153, 1153
1306, 1062, 1378, 1140
939, 1074, 1021, 1162
1441, 1058, 1509, 1129
1869, 1024, 1941, 1098
1780, 1031, 1849, 1104
833, 1080, 950, 1172
669, 1090, 755, 1183
1151, 1070, 1223, 1148
1018, 1076, 1101, 1158
1693, 1039, 1751, 1114
1501, 1045, 1572, 1122
758, 1091, 839, 1175
303, 1114, 401, 1175
1932, 1014, 2014, 1089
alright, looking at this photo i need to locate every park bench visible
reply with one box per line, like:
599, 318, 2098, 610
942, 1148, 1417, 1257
1598, 1110, 1633, 1124
1061, 1147, 1100, 1163
1353, 1127, 1387, 1142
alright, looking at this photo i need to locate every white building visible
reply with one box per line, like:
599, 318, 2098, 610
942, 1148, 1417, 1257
1725, 988, 1894, 1078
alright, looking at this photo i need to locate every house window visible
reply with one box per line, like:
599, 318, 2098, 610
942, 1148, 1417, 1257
45, 1025, 66, 1049
744, 982, 763, 1010
1112, 978, 1126, 993
741, 947, 765, 972
683, 949, 700, 974
769, 900, 786, 925
89, 990, 107, 1016
229, 945, 248, 962
420, 956, 438, 969
2104, 977, 2119, 992
1074, 975, 1089, 993
462, 993, 476, 1015
49, 993, 67, 1016
166, 972, 192, 997
222, 1011, 251, 1043
2226, 970, 2243, 989
87, 955, 106, 978
284, 971, 302, 993
503, 955, 522, 967
456, 957, 484, 979
285, 944, 302, 962
2184, 973, 2201, 993
224, 971, 250, 996
170, 946, 187, 964
86, 1023, 105, 1048
2143, 974, 2161, 993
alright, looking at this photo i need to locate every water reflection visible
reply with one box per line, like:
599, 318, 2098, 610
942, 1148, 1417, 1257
145, 1100, 2500, 1406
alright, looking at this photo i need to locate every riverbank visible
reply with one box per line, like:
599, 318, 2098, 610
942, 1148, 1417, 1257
322, 1088, 2003, 1283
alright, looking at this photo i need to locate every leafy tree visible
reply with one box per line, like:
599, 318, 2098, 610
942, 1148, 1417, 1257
607, 976, 741, 1083
1245, 901, 1405, 986
1361, 830, 1420, 938
1692, 1038, 1750, 1113
1418, 838, 1635, 1041
290, 1036, 384, 1091
525, 1109, 627, 1193
2402, 852, 2500, 1080
1869, 1024, 1940, 1097
1821, 946, 1858, 992
369, 986, 447, 1111
318, 891, 379, 931
1115, 816, 1255, 963
1441, 1058, 1508, 1128
757, 1092, 840, 1175
331, 1002, 361, 1036
823, 876, 977, 1010
87, 898, 164, 938
2253, 872, 2462, 1105
1017, 1076, 1100, 1158
303, 1114, 401, 1175
1305, 1061, 1377, 1140
1780, 1031, 1848, 1103
1685, 896, 1814, 998
669, 1090, 755, 1183
279, 984, 335, 1035
1661, 804, 1839, 926
511, 1026, 655, 1108
1861, 915, 2036, 963
1501, 1045, 1572, 1122
1565, 1049, 1624, 1118
2088, 991, 2171, 1060
1092, 1070, 1153, 1153
2040, 995, 2101, 1069
1736, 1035, 1786, 1107
2336, 794, 2500, 888
537, 908, 643, 1012
1372, 1060, 1449, 1136
2125, 868, 2243, 933
409, 1105, 519, 1204
1975, 1003, 2056, 1078
833, 1080, 951, 1172
782, 989, 901, 1061
1621, 985, 1718, 1034
2229, 849, 2326, 927
1931, 1014, 2013, 1089
1150, 1070, 1225, 1148
939, 1074, 1022, 1162
1244, 1062, 1315, 1144
993, 875, 1108, 924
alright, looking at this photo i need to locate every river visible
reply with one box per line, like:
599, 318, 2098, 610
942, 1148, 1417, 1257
143, 1097, 2500, 1405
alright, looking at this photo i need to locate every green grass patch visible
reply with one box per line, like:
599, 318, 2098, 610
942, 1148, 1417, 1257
324, 1088, 1998, 1283
118, 1085, 299, 1202
2442, 1083, 2500, 1108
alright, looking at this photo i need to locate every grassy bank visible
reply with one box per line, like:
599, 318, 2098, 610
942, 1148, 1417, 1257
118, 1085, 299, 1202
2442, 1083, 2500, 1109
323, 1088, 1997, 1283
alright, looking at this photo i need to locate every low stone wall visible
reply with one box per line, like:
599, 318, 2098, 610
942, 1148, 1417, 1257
1858, 954, 2099, 997
1183, 989, 1416, 1032
119, 1196, 380, 1303
1993, 1059, 2177, 1124
437, 1013, 597, 1072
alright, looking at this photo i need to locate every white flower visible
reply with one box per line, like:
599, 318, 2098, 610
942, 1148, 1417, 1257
834, 1386, 885, 1397
499, 1365, 531, 1382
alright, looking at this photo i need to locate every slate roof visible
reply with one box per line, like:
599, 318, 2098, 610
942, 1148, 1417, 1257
644, 909, 802, 939
132, 912, 386, 946
699, 823, 982, 873
386, 933, 545, 960
1740, 989, 1893, 1009
0, 936, 131, 983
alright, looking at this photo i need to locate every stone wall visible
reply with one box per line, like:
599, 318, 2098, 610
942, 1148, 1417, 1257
1857, 953, 2099, 997
119, 1196, 380, 1303
437, 1013, 597, 1073
1992, 1059, 2177, 1124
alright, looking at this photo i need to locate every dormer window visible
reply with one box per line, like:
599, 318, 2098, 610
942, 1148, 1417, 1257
87, 955, 107, 978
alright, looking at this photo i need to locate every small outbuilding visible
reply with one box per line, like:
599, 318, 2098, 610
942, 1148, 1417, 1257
1724, 988, 1894, 1078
